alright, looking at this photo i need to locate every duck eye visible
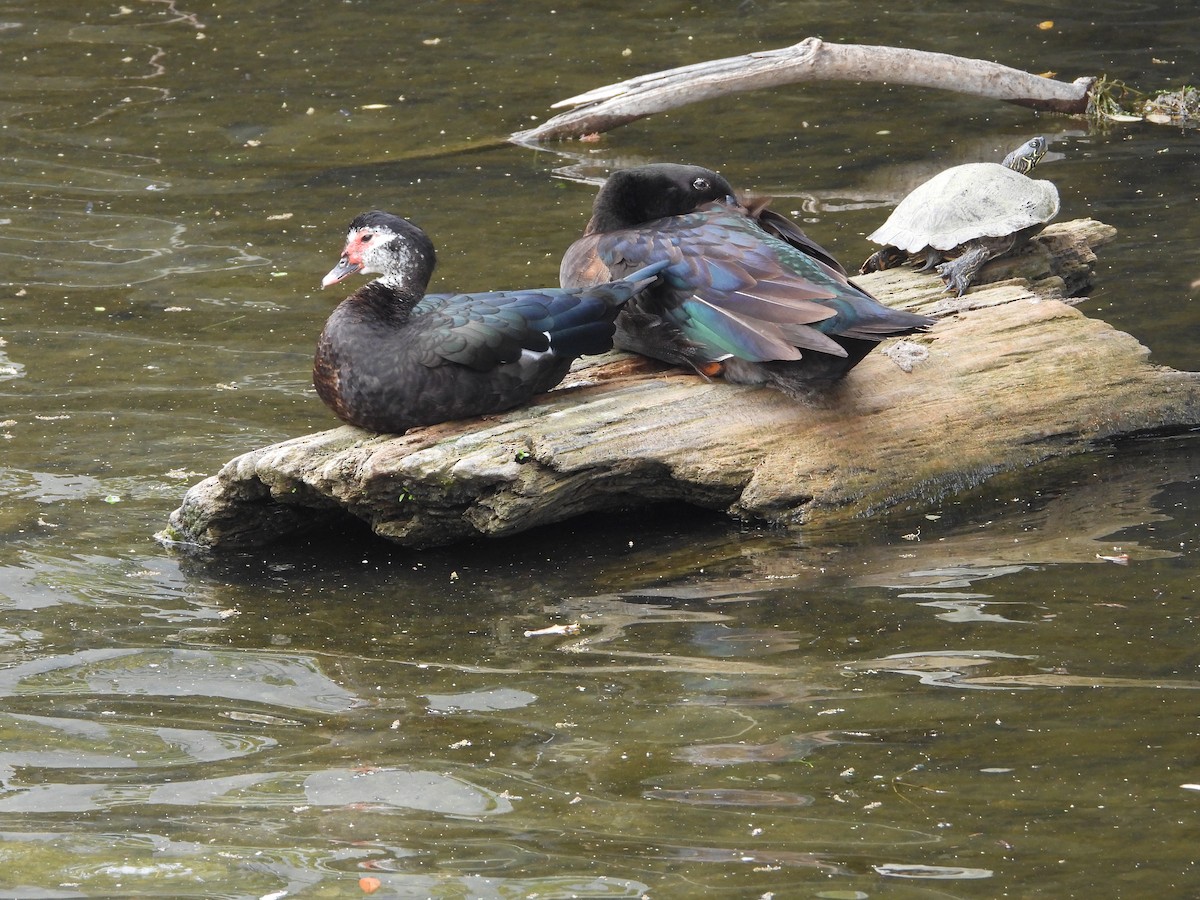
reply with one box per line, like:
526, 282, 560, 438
691, 177, 710, 192
359, 233, 373, 244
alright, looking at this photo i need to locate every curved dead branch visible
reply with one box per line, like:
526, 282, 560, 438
512, 38, 1094, 143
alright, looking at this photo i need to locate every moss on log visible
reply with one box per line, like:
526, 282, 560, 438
159, 219, 1200, 552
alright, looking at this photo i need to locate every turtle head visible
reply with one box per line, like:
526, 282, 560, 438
1002, 136, 1048, 174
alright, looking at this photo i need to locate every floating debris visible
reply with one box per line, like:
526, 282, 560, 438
165, 468, 204, 480
1142, 85, 1200, 126
1087, 76, 1146, 123
524, 623, 581, 637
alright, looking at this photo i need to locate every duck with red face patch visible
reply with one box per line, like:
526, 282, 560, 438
314, 211, 664, 434
560, 164, 933, 395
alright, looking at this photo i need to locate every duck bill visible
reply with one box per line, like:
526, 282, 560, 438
321, 256, 361, 288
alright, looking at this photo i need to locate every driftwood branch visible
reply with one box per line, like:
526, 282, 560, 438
160, 220, 1200, 553
511, 38, 1094, 143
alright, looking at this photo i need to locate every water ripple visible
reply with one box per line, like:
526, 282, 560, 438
0, 208, 268, 288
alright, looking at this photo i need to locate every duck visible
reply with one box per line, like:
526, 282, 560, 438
559, 164, 934, 394
314, 210, 664, 434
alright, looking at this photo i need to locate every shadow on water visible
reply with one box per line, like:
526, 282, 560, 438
168, 434, 1199, 666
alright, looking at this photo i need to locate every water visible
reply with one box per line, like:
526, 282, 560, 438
1, 0, 1198, 896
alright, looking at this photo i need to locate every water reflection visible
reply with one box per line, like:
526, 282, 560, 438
0, 647, 359, 710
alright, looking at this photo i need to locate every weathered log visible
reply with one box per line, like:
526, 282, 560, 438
158, 219, 1200, 553
511, 38, 1095, 143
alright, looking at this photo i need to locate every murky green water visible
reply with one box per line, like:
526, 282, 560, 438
1, 1, 1198, 896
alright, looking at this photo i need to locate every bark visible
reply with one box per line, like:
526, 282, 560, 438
511, 38, 1094, 143
158, 219, 1200, 553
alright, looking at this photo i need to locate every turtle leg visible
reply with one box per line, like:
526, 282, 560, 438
936, 237, 1015, 296
937, 247, 990, 296
913, 248, 944, 272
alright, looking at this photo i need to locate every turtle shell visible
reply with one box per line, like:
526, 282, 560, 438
868, 163, 1060, 254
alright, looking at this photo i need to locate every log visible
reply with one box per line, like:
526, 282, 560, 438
158, 219, 1200, 553
511, 38, 1095, 143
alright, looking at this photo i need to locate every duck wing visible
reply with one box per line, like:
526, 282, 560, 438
742, 196, 849, 277
409, 273, 658, 371
595, 205, 912, 362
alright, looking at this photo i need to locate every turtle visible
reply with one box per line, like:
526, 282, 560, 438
859, 136, 1060, 296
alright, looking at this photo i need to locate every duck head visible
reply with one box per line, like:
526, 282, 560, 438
589, 164, 738, 232
321, 210, 436, 294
